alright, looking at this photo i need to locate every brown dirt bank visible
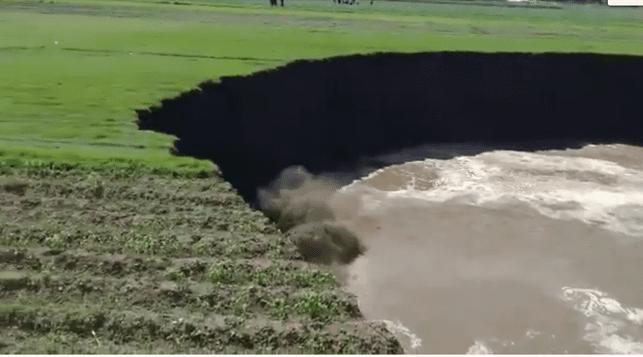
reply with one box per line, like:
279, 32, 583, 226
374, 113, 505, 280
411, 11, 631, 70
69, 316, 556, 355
137, 51, 643, 203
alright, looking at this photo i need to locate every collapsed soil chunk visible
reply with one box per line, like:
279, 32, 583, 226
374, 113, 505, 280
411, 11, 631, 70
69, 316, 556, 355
287, 222, 364, 265
266, 198, 336, 232
259, 166, 338, 232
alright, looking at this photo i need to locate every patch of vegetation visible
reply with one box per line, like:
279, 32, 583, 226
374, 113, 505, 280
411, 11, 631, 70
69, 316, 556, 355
0, 167, 398, 353
292, 290, 361, 321
0, 300, 398, 353
207, 260, 338, 289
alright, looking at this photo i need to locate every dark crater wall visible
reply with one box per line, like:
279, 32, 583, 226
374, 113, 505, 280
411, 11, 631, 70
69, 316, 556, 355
137, 51, 643, 202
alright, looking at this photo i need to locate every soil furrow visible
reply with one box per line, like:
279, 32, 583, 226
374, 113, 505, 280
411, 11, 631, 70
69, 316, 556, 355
0, 303, 400, 353
0, 225, 296, 259
0, 247, 335, 288
0, 272, 359, 322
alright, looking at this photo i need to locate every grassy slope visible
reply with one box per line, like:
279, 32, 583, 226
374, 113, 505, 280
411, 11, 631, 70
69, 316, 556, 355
1, 0, 642, 174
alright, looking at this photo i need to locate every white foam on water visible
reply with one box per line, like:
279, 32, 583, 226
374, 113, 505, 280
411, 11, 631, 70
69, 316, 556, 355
340, 144, 643, 353
466, 340, 493, 354
380, 319, 423, 352
562, 287, 643, 353
343, 148, 643, 237
525, 329, 541, 339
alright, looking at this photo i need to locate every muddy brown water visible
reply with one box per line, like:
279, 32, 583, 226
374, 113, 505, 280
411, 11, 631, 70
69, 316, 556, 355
327, 144, 643, 354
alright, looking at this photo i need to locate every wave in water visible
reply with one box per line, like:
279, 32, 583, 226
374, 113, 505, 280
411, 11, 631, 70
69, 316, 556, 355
562, 287, 643, 354
333, 144, 643, 353
343, 145, 643, 237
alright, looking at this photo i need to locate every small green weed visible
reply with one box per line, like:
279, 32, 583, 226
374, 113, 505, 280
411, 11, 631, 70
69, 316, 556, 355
293, 292, 340, 321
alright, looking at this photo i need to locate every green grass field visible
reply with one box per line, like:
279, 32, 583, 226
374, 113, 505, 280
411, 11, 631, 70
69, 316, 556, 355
1, 0, 642, 174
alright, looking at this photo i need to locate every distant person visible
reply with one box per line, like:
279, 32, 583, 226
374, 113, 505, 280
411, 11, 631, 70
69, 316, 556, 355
269, 0, 276, 6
